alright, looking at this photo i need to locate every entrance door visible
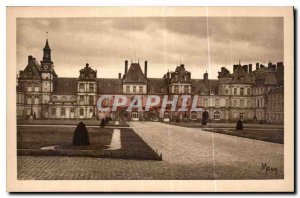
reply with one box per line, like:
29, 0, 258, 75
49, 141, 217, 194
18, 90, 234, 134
202, 111, 209, 125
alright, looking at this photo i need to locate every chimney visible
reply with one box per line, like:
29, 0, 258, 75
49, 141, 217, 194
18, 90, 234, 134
125, 60, 128, 75
249, 64, 252, 73
233, 64, 238, 72
28, 55, 33, 63
204, 72, 208, 82
118, 73, 121, 79
144, 60, 148, 78
256, 63, 259, 70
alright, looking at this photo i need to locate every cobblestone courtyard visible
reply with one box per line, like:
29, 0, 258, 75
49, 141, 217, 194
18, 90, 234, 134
18, 122, 283, 180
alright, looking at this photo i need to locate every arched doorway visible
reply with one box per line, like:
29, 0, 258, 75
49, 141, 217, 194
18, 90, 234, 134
163, 111, 170, 122
214, 111, 220, 120
131, 111, 139, 121
202, 111, 209, 125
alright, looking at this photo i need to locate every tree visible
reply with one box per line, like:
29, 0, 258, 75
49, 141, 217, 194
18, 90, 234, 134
73, 122, 90, 146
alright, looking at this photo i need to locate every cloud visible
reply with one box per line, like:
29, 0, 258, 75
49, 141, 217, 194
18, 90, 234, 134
17, 17, 283, 79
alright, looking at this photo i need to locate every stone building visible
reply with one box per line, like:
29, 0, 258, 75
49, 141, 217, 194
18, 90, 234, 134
16, 38, 284, 124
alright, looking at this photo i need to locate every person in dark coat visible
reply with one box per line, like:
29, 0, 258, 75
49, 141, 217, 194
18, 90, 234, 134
236, 119, 243, 130
100, 118, 106, 128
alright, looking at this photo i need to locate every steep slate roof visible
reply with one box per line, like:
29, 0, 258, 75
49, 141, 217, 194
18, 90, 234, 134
268, 86, 284, 95
43, 39, 51, 50
254, 68, 279, 85
170, 64, 191, 83
123, 63, 147, 83
231, 65, 254, 84
18, 57, 42, 79
53, 78, 77, 95
191, 79, 219, 95
147, 78, 168, 94
97, 78, 122, 94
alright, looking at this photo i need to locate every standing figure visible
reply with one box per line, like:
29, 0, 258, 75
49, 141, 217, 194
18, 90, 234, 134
236, 119, 244, 130
100, 118, 106, 128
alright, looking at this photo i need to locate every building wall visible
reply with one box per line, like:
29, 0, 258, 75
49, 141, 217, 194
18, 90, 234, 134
16, 67, 283, 123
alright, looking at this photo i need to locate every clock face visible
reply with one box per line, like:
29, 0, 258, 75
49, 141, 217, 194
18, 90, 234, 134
44, 65, 48, 70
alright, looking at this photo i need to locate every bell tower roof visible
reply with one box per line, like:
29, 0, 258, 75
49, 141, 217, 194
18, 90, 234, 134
41, 32, 53, 64
43, 39, 51, 50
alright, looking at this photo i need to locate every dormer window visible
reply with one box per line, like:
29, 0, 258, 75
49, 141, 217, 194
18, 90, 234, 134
184, 85, 189, 94
89, 71, 94, 78
79, 83, 84, 92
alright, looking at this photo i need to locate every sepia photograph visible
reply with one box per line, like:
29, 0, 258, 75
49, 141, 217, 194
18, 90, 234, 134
6, 6, 294, 192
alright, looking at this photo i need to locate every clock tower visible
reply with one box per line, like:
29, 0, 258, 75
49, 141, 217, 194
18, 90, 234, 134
40, 35, 55, 118
41, 37, 53, 71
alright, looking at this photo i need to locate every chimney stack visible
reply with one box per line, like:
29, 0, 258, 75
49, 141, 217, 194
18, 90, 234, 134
256, 63, 259, 70
125, 60, 128, 75
28, 55, 33, 63
204, 71, 208, 82
233, 64, 238, 72
249, 64, 252, 73
118, 73, 121, 79
144, 60, 148, 78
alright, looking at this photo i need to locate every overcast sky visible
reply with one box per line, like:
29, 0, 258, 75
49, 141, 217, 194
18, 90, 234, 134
17, 17, 283, 79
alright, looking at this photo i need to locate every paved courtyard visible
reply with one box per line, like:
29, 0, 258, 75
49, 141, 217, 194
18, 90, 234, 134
18, 122, 283, 180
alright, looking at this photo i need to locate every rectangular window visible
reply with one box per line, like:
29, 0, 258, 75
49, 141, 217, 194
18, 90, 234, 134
51, 108, 56, 115
204, 99, 208, 107
70, 108, 74, 113
133, 86, 136, 93
240, 88, 244, 96
89, 84, 94, 92
234, 100, 237, 107
27, 83, 32, 92
226, 89, 229, 94
226, 99, 229, 107
27, 96, 32, 104
126, 86, 130, 92
215, 99, 220, 107
247, 100, 251, 107
240, 99, 244, 108
34, 83, 39, 92
61, 108, 65, 115
79, 83, 84, 92
89, 95, 94, 105
80, 95, 84, 102
184, 85, 189, 94
139, 86, 143, 93
234, 88, 237, 95
34, 96, 39, 104
240, 113, 244, 120
80, 109, 84, 116
174, 85, 179, 94
247, 88, 251, 95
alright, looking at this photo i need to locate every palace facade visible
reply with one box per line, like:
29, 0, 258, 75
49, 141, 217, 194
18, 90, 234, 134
16, 39, 284, 124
